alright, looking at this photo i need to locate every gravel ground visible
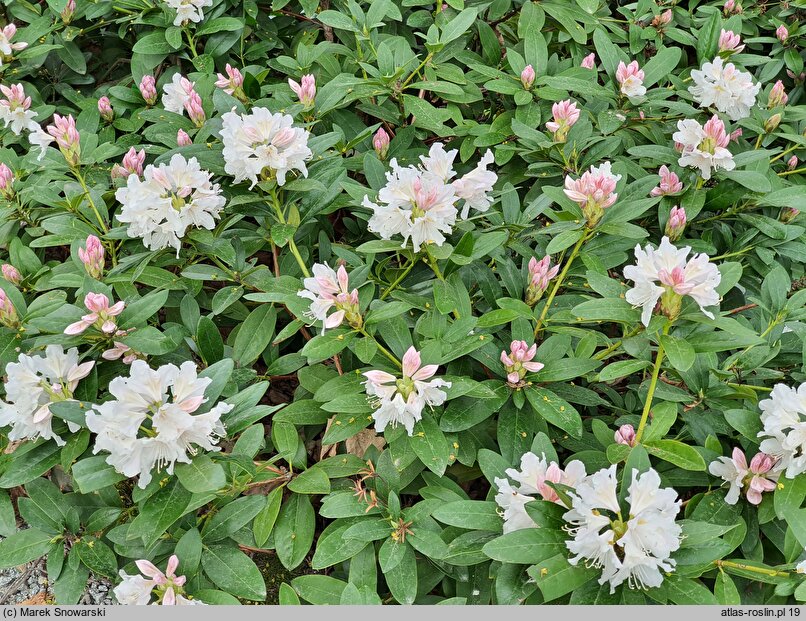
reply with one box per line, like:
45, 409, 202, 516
0, 556, 115, 605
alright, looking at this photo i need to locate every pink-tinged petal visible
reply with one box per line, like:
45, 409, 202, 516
411, 364, 438, 382
363, 370, 396, 384
336, 265, 349, 292
745, 489, 762, 505
525, 344, 537, 359
178, 395, 205, 413
69, 361, 95, 382
166, 555, 179, 577
107, 301, 126, 315
523, 361, 544, 373
324, 309, 345, 328
101, 320, 117, 333
64, 320, 90, 335
162, 587, 176, 606
84, 292, 109, 312
401, 346, 421, 377
31, 404, 52, 424
135, 560, 166, 582
731, 447, 747, 470
507, 371, 520, 384
173, 575, 187, 587
500, 351, 513, 366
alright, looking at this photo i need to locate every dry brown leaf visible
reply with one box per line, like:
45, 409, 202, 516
18, 592, 48, 606
345, 428, 385, 457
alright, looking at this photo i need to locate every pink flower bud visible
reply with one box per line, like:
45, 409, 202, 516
525, 255, 559, 305
289, 74, 316, 109
78, 235, 105, 279
650, 165, 683, 197
46, 114, 81, 167
0, 289, 18, 328
0, 163, 13, 199
98, 96, 114, 122
729, 128, 743, 143
177, 129, 192, 147
651, 9, 672, 28
788, 155, 798, 170
373, 128, 390, 159
765, 113, 782, 133
581, 53, 596, 69
781, 207, 800, 223
501, 340, 544, 384
718, 29, 744, 54
546, 99, 580, 142
768, 80, 788, 108
61, 0, 76, 23
139, 75, 158, 105
723, 0, 741, 14
614, 424, 636, 447
520, 64, 535, 89
1, 264, 21, 285
749, 452, 775, 474
111, 147, 146, 180
215, 64, 244, 96
664, 206, 686, 241
777, 24, 789, 43
184, 91, 205, 127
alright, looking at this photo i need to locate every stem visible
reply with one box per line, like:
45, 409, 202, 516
401, 53, 433, 90
359, 329, 402, 369
727, 383, 772, 392
183, 28, 199, 58
73, 169, 108, 233
715, 560, 789, 578
533, 231, 589, 338
270, 188, 310, 278
779, 166, 806, 177
635, 323, 670, 444
593, 326, 643, 361
754, 134, 763, 149
380, 258, 416, 300
770, 143, 799, 163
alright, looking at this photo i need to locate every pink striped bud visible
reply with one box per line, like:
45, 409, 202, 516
546, 99, 580, 142
139, 75, 158, 106
650, 165, 683, 197
46, 114, 81, 167
177, 129, 192, 146
184, 91, 205, 127
723, 0, 741, 14
768, 80, 788, 108
0, 163, 13, 199
373, 128, 390, 159
614, 424, 636, 447
781, 207, 800, 223
788, 155, 798, 170
520, 64, 535, 90
61, 0, 76, 23
289, 74, 316, 109
777, 25, 789, 43
78, 235, 105, 279
501, 340, 544, 384
581, 53, 596, 69
214, 64, 244, 97
1, 264, 21, 285
651, 9, 672, 28
525, 255, 559, 306
112, 147, 145, 180
98, 97, 114, 122
0, 289, 18, 328
729, 128, 743, 143
664, 206, 686, 241
718, 29, 744, 55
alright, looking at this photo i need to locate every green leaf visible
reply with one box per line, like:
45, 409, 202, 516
202, 495, 266, 542
774, 475, 806, 520
288, 467, 331, 495
527, 554, 598, 602
291, 575, 347, 604
129, 479, 192, 548
233, 305, 277, 366
665, 575, 719, 605
439, 8, 479, 43
661, 334, 696, 372
432, 501, 503, 531
525, 387, 583, 438
71, 456, 126, 493
0, 491, 16, 537
0, 441, 62, 488
275, 493, 316, 570
202, 544, 267, 601
0, 529, 53, 569
481, 528, 566, 564
175, 454, 227, 493
410, 414, 452, 475
132, 32, 173, 55
301, 328, 356, 363
196, 315, 224, 364
645, 439, 706, 471
75, 538, 118, 578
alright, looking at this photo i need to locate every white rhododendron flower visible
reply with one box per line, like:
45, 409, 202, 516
673, 114, 735, 180
564, 466, 682, 593
297, 262, 361, 333
494, 452, 586, 533
115, 154, 226, 254
161, 73, 195, 115
164, 0, 212, 27
114, 555, 205, 605
0, 346, 94, 446
86, 360, 231, 489
709, 447, 778, 505
689, 56, 760, 120
623, 236, 721, 326
220, 107, 311, 188
757, 383, 806, 478
363, 346, 450, 435
363, 143, 496, 251
0, 84, 38, 135
616, 61, 646, 98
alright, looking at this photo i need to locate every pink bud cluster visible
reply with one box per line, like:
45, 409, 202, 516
289, 74, 316, 109
500, 340, 544, 385
546, 100, 580, 143
61, 0, 76, 23
111, 147, 145, 180
650, 165, 683, 197
651, 9, 672, 29
768, 80, 788, 108
0, 163, 13, 200
215, 64, 245, 98
46, 114, 81, 167
664, 206, 686, 242
525, 255, 559, 306
373, 128, 390, 159
65, 292, 125, 335
78, 235, 105, 279
0, 289, 18, 328
614, 424, 636, 447
139, 76, 158, 106
98, 96, 114, 122
718, 29, 744, 55
1, 264, 21, 285
520, 65, 535, 90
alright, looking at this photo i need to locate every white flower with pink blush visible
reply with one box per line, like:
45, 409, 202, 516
363, 346, 451, 436
0, 84, 38, 135
673, 114, 735, 180
616, 61, 646, 98
65, 293, 125, 335
0, 24, 28, 66
114, 554, 204, 605
161, 74, 195, 115
563, 161, 621, 227
164, 0, 212, 27
624, 236, 721, 327
500, 340, 544, 384
546, 100, 580, 142
297, 263, 361, 333
709, 448, 778, 505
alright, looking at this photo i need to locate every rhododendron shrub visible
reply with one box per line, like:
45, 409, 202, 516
0, 0, 805, 608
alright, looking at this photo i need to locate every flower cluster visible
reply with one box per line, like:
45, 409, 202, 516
673, 114, 735, 180
115, 154, 226, 254
564, 466, 682, 593
709, 447, 778, 505
563, 161, 621, 227
689, 56, 760, 120
500, 340, 544, 385
297, 263, 362, 333
757, 383, 806, 478
86, 360, 231, 489
115, 555, 203, 605
363, 143, 496, 252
